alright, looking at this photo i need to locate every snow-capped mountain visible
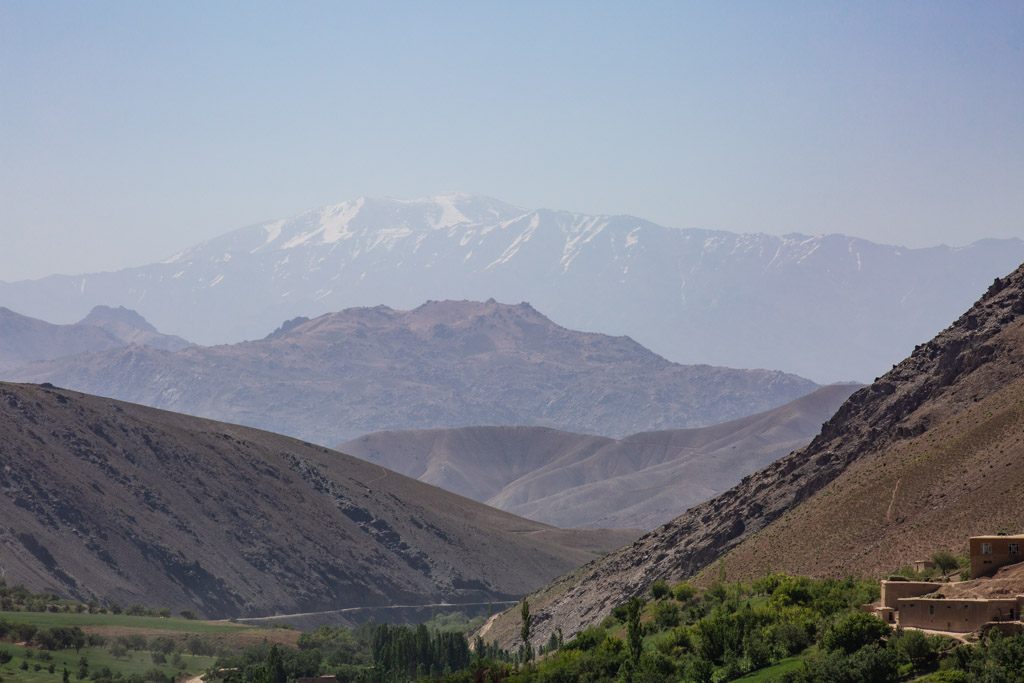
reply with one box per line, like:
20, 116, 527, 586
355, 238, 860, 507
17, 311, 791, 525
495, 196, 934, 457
3, 192, 1021, 382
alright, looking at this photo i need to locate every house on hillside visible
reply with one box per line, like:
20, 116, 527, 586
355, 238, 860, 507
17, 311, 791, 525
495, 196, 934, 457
867, 533, 1024, 634
970, 535, 1024, 579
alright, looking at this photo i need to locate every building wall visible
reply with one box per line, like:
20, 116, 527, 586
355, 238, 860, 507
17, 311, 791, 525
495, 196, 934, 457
970, 536, 1024, 578
897, 598, 1020, 633
880, 581, 936, 609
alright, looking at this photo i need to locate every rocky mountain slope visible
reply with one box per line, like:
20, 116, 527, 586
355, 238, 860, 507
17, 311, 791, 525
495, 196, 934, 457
340, 384, 858, 530
7, 300, 817, 446
477, 262, 1024, 649
2, 194, 1021, 381
0, 306, 189, 372
0, 382, 637, 619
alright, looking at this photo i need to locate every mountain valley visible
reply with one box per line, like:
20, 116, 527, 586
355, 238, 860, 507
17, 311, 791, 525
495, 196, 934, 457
339, 384, 859, 530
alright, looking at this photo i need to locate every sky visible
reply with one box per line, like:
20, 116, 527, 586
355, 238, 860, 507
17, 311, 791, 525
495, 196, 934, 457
1, 1, 1022, 282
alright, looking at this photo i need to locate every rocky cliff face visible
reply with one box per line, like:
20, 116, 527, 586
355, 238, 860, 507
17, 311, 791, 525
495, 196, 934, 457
478, 263, 1024, 648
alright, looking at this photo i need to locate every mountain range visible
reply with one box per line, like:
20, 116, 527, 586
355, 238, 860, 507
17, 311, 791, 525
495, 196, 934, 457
477, 260, 1024, 649
338, 383, 858, 530
3, 194, 1021, 382
0, 381, 637, 619
6, 299, 817, 446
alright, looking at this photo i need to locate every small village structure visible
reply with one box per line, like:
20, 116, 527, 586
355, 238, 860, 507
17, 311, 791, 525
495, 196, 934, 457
869, 534, 1024, 634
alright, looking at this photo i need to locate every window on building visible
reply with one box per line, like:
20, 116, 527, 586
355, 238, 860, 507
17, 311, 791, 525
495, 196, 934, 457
983, 542, 993, 555
929, 605, 934, 615
1010, 543, 1019, 556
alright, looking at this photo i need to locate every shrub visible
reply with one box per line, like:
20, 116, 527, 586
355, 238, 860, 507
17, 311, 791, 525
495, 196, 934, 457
653, 602, 681, 629
672, 582, 697, 603
149, 636, 175, 655
649, 580, 670, 600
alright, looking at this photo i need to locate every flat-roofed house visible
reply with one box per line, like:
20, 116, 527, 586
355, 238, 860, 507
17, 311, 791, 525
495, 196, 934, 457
970, 535, 1024, 579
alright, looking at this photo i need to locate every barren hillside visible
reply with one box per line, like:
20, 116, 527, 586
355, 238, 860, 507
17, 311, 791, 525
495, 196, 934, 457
477, 263, 1024, 649
0, 382, 635, 619
341, 384, 858, 529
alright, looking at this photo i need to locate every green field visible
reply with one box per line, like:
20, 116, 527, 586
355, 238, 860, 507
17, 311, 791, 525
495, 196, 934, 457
0, 611, 247, 634
0, 642, 216, 682
734, 654, 806, 681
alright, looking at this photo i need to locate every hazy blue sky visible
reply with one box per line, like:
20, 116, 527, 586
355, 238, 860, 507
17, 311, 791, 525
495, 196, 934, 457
1, 1, 1022, 281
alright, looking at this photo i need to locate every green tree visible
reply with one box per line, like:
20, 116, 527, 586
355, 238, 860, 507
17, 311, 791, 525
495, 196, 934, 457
932, 551, 960, 575
265, 645, 286, 683
626, 596, 644, 666
822, 612, 892, 654
649, 580, 670, 600
520, 597, 532, 661
672, 581, 697, 604
652, 601, 680, 629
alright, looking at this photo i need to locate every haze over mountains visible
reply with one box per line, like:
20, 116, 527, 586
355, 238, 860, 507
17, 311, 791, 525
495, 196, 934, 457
3, 194, 1022, 381
0, 381, 636, 619
339, 384, 859, 530
0, 305, 190, 372
478, 260, 1024, 649
8, 299, 816, 446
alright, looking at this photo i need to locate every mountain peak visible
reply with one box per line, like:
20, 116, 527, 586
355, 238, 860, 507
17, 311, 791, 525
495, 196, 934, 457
79, 305, 157, 332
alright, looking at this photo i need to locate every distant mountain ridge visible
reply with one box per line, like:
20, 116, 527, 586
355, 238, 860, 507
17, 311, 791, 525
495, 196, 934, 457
3, 193, 1021, 381
0, 305, 190, 372
339, 384, 859, 530
7, 299, 817, 446
476, 260, 1024, 649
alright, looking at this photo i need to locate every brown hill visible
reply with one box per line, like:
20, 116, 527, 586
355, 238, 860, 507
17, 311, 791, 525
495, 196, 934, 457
339, 384, 859, 530
8, 299, 818, 446
477, 264, 1024, 649
0, 381, 636, 619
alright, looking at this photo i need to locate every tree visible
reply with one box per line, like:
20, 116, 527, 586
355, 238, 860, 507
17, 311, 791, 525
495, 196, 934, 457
649, 580, 670, 600
626, 596, 644, 666
653, 601, 680, 629
265, 645, 286, 683
672, 581, 697, 604
0, 651, 11, 665
822, 612, 892, 654
932, 551, 960, 575
179, 609, 198, 620
520, 598, 532, 662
